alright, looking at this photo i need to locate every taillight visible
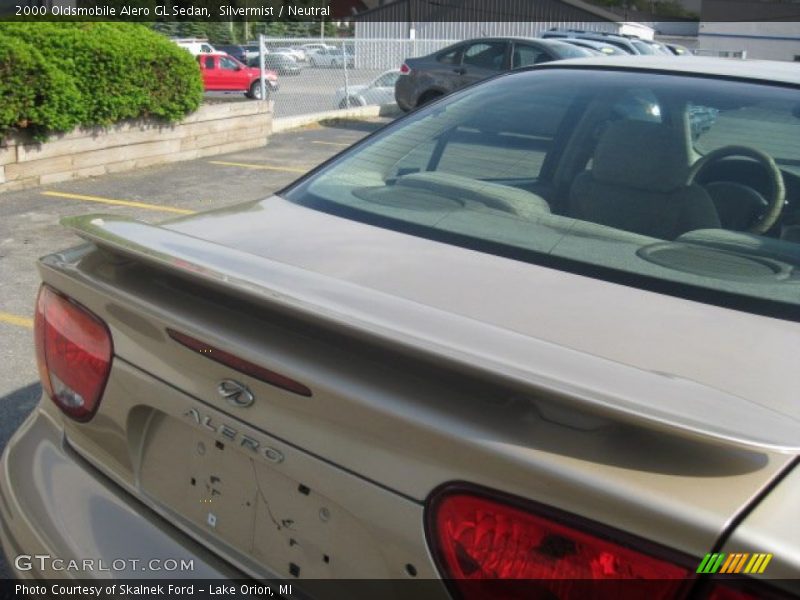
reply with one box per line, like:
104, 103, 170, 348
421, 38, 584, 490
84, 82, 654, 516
426, 484, 693, 600
34, 285, 113, 421
400, 62, 411, 75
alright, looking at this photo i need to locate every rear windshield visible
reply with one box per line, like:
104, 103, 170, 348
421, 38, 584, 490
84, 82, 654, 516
284, 68, 800, 320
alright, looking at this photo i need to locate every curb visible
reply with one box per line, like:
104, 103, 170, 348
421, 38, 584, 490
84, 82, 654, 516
272, 104, 401, 133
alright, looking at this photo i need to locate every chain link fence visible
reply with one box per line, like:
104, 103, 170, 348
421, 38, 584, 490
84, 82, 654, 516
254, 37, 458, 119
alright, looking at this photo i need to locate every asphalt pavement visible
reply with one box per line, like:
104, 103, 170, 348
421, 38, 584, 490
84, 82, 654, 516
0, 116, 391, 485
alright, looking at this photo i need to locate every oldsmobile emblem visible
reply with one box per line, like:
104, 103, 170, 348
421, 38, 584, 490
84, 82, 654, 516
217, 379, 254, 408
184, 408, 284, 464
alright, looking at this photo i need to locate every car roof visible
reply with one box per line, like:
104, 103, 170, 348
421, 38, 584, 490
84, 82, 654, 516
431, 36, 596, 56
545, 30, 634, 41
442, 36, 593, 44
561, 38, 619, 49
535, 55, 800, 86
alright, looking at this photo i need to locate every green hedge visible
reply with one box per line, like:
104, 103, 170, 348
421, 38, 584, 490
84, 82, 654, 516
0, 23, 203, 140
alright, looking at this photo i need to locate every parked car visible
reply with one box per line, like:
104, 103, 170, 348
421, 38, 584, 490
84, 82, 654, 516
395, 37, 592, 111
215, 44, 250, 64
301, 42, 336, 55
288, 46, 309, 62
267, 47, 305, 63
543, 28, 644, 55
637, 39, 675, 55
172, 37, 215, 55
7, 55, 800, 592
309, 46, 354, 68
333, 69, 400, 108
288, 46, 308, 62
197, 53, 278, 99
248, 53, 302, 76
243, 44, 261, 59
665, 42, 692, 56
560, 38, 628, 56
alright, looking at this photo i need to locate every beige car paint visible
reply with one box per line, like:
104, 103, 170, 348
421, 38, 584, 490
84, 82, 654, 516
0, 403, 241, 580
164, 197, 800, 431
2, 59, 799, 590
9, 215, 793, 581
722, 465, 800, 579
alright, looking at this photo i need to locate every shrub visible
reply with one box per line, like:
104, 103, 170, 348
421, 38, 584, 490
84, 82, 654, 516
0, 22, 203, 140
0, 34, 81, 139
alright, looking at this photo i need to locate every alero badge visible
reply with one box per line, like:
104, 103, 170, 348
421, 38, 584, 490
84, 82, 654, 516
217, 379, 255, 408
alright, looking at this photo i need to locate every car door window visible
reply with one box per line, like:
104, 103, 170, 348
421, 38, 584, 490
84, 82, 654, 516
201, 44, 213, 53
512, 44, 554, 68
390, 86, 571, 181
220, 57, 239, 70
462, 42, 507, 70
204, 56, 215, 69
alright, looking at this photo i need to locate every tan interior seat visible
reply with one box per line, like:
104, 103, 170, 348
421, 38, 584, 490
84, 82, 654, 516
569, 120, 720, 239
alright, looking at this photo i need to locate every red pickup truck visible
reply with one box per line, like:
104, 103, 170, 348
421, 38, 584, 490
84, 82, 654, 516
197, 53, 278, 99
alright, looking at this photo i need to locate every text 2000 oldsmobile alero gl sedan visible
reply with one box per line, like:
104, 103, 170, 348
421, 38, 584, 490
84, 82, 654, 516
2, 57, 800, 598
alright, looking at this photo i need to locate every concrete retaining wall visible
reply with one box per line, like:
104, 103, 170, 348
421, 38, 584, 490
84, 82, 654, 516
0, 101, 272, 194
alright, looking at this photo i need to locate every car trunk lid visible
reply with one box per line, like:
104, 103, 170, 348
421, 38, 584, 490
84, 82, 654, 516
37, 205, 800, 574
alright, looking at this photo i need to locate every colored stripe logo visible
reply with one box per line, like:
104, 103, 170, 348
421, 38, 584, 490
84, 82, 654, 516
697, 553, 773, 574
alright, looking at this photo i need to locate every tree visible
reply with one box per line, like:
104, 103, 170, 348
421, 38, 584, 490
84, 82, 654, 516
206, 22, 235, 44
176, 21, 208, 38
152, 21, 179, 37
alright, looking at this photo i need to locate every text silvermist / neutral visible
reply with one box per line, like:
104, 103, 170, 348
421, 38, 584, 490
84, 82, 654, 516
15, 4, 330, 17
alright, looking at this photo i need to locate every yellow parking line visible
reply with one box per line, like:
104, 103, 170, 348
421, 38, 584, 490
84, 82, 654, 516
0, 312, 33, 329
42, 191, 195, 215
208, 161, 308, 173
311, 141, 351, 147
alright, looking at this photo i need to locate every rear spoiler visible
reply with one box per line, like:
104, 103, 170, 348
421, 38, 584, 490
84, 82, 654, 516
60, 214, 800, 455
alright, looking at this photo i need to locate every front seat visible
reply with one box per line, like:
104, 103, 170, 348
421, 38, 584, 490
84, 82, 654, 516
569, 120, 720, 239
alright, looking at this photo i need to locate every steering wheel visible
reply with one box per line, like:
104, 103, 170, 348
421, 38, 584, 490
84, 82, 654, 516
687, 145, 785, 234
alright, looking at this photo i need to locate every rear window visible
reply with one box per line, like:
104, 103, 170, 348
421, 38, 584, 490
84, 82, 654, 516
462, 42, 506, 69
284, 69, 800, 320
437, 47, 461, 65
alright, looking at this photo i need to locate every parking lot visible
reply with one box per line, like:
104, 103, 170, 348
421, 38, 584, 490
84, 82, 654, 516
0, 116, 391, 468
206, 68, 393, 118
274, 68, 390, 117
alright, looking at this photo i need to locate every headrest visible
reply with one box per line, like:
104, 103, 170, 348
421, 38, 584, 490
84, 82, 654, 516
592, 120, 690, 193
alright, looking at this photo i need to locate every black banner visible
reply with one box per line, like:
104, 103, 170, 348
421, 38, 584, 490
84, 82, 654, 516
2, 578, 800, 600
3, 0, 800, 22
